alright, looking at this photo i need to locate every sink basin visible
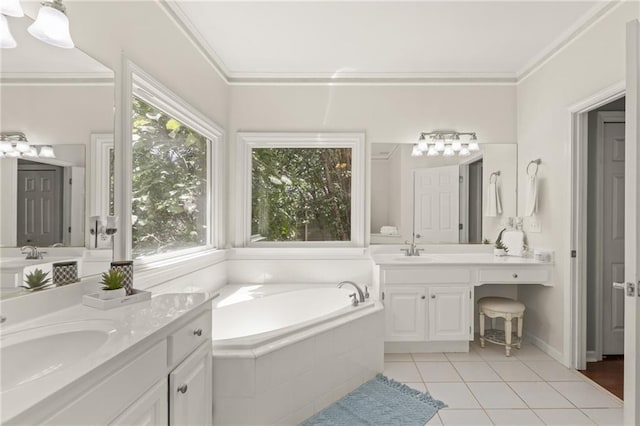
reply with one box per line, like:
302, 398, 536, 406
393, 255, 437, 262
0, 320, 117, 390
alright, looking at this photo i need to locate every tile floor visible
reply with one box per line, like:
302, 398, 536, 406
384, 340, 623, 425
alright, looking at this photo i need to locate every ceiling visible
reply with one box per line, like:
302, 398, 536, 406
169, 0, 608, 83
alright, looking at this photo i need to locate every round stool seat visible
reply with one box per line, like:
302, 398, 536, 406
478, 297, 525, 314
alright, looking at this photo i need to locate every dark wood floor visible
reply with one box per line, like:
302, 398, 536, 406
579, 355, 624, 400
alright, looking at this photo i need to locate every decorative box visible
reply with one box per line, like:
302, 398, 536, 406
52, 261, 79, 286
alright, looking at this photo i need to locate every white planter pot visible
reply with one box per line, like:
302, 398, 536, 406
98, 287, 126, 300
494, 248, 507, 257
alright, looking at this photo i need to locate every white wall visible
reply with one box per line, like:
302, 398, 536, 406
516, 2, 640, 363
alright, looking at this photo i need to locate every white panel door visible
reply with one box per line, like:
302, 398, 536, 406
428, 286, 470, 341
110, 380, 168, 426
384, 286, 426, 342
601, 116, 626, 355
414, 166, 460, 243
169, 343, 212, 426
624, 19, 640, 425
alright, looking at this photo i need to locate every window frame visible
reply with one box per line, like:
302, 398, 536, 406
119, 61, 224, 264
236, 132, 365, 248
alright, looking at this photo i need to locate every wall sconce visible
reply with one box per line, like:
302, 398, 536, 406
90, 215, 118, 249
1, 0, 74, 49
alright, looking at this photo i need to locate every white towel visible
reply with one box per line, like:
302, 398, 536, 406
485, 182, 502, 217
380, 226, 398, 235
524, 175, 538, 216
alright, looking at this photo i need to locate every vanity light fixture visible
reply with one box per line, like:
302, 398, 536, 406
1, 0, 74, 49
0, 132, 56, 159
0, 14, 16, 48
411, 131, 480, 157
28, 0, 74, 49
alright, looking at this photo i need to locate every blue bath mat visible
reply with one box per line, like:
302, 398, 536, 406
300, 374, 446, 426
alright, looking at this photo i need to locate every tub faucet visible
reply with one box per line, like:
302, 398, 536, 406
337, 280, 366, 303
21, 246, 44, 260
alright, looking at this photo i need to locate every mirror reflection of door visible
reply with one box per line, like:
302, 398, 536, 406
17, 160, 63, 247
413, 165, 459, 243
467, 159, 483, 244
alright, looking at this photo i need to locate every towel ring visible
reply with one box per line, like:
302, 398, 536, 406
490, 171, 500, 184
527, 159, 542, 177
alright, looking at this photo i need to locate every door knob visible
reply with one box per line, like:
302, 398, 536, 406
193, 328, 203, 336
177, 384, 188, 394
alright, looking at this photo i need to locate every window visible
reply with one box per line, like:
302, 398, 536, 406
123, 62, 223, 261
131, 96, 210, 258
238, 133, 365, 247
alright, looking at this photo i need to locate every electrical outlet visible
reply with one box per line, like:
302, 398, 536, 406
526, 217, 542, 233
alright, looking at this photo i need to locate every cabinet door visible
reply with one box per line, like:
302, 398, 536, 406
384, 286, 427, 341
110, 380, 168, 426
428, 286, 471, 341
169, 342, 212, 426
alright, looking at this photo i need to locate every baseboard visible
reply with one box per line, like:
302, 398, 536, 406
586, 350, 599, 363
385, 341, 469, 353
524, 332, 565, 364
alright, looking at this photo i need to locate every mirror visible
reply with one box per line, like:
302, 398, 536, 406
371, 143, 517, 244
0, 14, 114, 295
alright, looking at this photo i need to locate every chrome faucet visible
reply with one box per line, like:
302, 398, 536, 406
401, 233, 423, 256
21, 246, 44, 260
337, 280, 368, 303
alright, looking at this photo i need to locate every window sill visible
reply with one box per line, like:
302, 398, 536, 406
229, 247, 369, 260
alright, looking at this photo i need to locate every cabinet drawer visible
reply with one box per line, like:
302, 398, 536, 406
44, 341, 166, 425
384, 268, 470, 284
168, 311, 211, 365
478, 268, 550, 284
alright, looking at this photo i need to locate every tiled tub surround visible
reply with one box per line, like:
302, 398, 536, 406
0, 292, 215, 424
211, 284, 385, 425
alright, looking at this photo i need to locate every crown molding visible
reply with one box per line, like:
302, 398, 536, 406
160, 0, 624, 87
0, 73, 114, 86
517, 0, 623, 82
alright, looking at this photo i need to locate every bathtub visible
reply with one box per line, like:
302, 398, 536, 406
211, 284, 384, 425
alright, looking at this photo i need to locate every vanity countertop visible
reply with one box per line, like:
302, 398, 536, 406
0, 291, 217, 423
372, 252, 553, 266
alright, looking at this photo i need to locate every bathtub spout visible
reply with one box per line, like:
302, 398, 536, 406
337, 281, 365, 303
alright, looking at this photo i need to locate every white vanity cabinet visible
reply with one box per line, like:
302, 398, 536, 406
384, 283, 472, 343
22, 304, 213, 426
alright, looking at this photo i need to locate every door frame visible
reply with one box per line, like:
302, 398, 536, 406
568, 81, 625, 370
593, 111, 626, 361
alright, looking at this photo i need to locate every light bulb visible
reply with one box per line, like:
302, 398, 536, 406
0, 14, 17, 48
15, 140, 29, 152
23, 147, 39, 158
426, 147, 439, 156
468, 142, 480, 151
443, 146, 455, 157
451, 141, 462, 151
434, 141, 445, 152
411, 145, 423, 157
39, 145, 56, 158
28, 1, 75, 49
0, 140, 12, 152
0, 0, 24, 17
418, 141, 428, 152
459, 147, 471, 156
5, 149, 20, 158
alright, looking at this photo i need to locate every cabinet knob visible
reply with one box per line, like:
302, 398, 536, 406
177, 384, 188, 394
512, 273, 518, 278
421, 295, 426, 299
193, 328, 203, 336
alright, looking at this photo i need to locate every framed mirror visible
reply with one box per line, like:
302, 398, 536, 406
0, 14, 114, 296
370, 143, 517, 244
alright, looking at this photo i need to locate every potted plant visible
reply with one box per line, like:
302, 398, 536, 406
494, 229, 509, 256
99, 269, 126, 300
21, 268, 52, 291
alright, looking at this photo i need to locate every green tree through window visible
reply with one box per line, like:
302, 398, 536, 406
131, 96, 209, 257
251, 147, 352, 242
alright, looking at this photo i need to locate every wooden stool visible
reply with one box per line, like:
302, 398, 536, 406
478, 297, 525, 357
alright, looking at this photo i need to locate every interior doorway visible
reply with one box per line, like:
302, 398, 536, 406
581, 97, 626, 399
